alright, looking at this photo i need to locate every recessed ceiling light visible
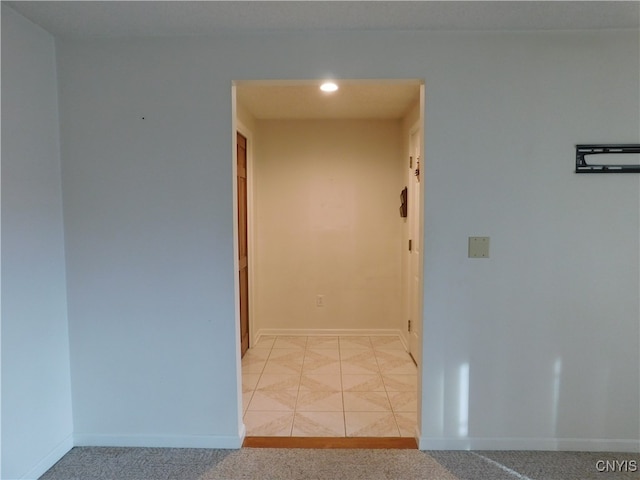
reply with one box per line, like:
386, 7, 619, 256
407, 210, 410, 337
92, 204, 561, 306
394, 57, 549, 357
320, 82, 339, 93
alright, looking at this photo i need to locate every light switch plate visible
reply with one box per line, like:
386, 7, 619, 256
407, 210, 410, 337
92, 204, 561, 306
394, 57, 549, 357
469, 237, 490, 258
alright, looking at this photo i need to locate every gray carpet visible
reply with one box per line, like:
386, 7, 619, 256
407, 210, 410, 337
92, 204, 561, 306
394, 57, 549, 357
430, 450, 640, 480
39, 447, 640, 480
39, 448, 456, 480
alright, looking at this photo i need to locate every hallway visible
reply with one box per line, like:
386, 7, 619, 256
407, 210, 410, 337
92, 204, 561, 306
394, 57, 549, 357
241, 335, 417, 437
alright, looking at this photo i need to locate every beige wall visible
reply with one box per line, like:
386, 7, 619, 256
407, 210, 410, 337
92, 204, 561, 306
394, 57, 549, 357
252, 119, 406, 334
236, 99, 256, 133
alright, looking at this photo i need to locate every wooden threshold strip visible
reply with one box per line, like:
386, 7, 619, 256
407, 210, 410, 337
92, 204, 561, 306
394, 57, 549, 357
242, 436, 418, 449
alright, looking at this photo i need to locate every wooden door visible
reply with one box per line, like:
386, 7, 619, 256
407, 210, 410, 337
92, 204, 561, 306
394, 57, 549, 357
237, 132, 249, 357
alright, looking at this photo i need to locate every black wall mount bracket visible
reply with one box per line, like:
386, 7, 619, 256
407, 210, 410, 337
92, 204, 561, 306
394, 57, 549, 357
576, 144, 640, 173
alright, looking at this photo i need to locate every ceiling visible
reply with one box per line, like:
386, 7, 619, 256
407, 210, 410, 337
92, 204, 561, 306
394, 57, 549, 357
4, 1, 639, 38
236, 81, 421, 120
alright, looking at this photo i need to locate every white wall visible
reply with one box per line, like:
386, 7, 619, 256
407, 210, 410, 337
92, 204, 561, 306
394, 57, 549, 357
57, 39, 242, 447
1, 5, 74, 479
55, 29, 639, 451
419, 32, 639, 450
252, 119, 404, 334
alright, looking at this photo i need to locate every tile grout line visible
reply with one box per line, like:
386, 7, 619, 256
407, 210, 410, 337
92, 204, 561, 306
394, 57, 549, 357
338, 337, 347, 437
243, 341, 268, 420
372, 338, 402, 436
293, 336, 306, 436
291, 338, 307, 436
470, 452, 535, 480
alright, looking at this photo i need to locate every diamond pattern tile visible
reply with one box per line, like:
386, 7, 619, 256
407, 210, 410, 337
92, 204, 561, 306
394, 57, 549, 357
273, 336, 307, 349
242, 335, 417, 438
382, 374, 417, 392
292, 412, 345, 437
296, 391, 344, 412
241, 356, 267, 374
244, 411, 294, 436
248, 390, 297, 411
339, 336, 373, 349
343, 391, 392, 411
388, 391, 418, 412
344, 411, 400, 437
263, 349, 304, 374
299, 374, 342, 391
306, 336, 339, 349
242, 373, 261, 393
371, 336, 405, 350
340, 350, 380, 374
302, 350, 341, 374
256, 374, 301, 391
252, 336, 276, 349
394, 411, 417, 437
342, 374, 386, 392
375, 349, 418, 374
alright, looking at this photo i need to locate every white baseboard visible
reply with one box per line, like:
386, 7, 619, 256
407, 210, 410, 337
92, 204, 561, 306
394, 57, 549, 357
419, 436, 640, 452
398, 333, 409, 351
554, 438, 640, 452
73, 433, 244, 449
22, 434, 73, 480
254, 328, 405, 344
238, 423, 246, 443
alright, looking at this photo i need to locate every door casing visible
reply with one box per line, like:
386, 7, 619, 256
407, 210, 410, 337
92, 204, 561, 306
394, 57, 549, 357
232, 80, 425, 439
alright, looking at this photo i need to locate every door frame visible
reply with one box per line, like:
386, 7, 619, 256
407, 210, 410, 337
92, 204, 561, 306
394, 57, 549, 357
407, 120, 424, 367
232, 79, 426, 441
413, 84, 426, 438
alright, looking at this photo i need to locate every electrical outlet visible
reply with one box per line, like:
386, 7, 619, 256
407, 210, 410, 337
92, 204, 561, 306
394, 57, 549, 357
316, 295, 325, 307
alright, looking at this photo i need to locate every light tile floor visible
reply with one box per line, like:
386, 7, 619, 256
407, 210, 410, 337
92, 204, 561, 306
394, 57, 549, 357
242, 335, 417, 438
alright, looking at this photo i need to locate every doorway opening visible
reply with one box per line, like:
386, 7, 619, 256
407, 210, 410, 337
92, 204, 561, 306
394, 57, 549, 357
233, 79, 425, 444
